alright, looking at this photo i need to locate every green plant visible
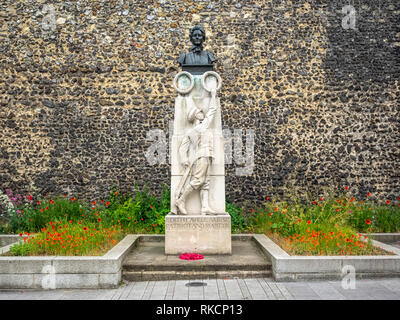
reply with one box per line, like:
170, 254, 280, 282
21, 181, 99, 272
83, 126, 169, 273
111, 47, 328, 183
7, 196, 90, 234
226, 201, 247, 233
9, 219, 125, 256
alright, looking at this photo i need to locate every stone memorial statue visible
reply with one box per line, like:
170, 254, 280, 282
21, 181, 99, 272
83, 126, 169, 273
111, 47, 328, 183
165, 25, 231, 254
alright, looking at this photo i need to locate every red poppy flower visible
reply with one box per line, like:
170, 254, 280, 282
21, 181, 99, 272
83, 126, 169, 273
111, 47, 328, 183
37, 201, 41, 205
97, 218, 101, 222
345, 186, 348, 190
179, 253, 204, 260
106, 202, 110, 206
70, 197, 76, 201
250, 209, 254, 213
365, 219, 371, 225
366, 192, 371, 197
266, 196, 270, 200
386, 200, 390, 204
319, 197, 323, 201
27, 195, 33, 201
307, 220, 312, 224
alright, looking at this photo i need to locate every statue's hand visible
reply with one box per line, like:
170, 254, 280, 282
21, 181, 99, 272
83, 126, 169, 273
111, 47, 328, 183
182, 160, 190, 168
211, 89, 216, 97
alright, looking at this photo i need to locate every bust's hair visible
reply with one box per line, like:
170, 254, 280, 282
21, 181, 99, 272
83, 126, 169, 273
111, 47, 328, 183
190, 25, 206, 41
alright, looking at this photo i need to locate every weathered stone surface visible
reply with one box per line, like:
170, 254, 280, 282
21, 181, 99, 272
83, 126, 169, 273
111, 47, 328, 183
0, 0, 398, 205
165, 215, 231, 254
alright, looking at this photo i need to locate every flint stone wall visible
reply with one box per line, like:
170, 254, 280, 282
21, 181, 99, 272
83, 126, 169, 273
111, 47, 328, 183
0, 0, 399, 205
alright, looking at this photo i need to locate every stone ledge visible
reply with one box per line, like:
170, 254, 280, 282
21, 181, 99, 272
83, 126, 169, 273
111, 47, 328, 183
0, 235, 139, 289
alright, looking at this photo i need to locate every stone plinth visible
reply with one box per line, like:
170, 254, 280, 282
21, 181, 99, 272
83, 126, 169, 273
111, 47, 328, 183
165, 214, 232, 255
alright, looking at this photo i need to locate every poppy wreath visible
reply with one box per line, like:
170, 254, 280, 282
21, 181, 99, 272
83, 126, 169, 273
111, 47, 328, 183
179, 253, 204, 260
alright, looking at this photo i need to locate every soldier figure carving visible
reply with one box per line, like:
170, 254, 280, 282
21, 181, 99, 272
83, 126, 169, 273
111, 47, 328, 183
170, 25, 225, 216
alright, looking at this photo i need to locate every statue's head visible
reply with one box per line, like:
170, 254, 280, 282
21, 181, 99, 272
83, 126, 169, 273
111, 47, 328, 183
189, 25, 205, 47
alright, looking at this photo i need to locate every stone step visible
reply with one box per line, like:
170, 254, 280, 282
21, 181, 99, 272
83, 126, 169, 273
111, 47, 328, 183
123, 262, 272, 272
121, 238, 272, 281
122, 270, 273, 282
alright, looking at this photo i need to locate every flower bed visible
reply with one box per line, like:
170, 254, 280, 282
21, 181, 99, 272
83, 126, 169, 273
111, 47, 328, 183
247, 188, 400, 256
265, 231, 394, 256
2, 220, 125, 256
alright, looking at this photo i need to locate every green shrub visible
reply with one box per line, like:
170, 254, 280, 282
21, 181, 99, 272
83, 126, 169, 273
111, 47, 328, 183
226, 201, 247, 233
7, 196, 89, 234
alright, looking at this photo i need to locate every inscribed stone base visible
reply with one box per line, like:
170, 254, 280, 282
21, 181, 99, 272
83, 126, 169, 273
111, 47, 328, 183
165, 214, 232, 255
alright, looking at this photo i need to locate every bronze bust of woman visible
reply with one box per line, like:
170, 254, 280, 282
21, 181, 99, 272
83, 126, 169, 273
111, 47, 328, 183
177, 25, 216, 70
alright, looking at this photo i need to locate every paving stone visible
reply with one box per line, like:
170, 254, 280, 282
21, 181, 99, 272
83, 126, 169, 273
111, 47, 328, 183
188, 280, 204, 300
237, 279, 252, 300
282, 283, 322, 300
203, 279, 220, 300
117, 282, 137, 300
308, 282, 346, 300
142, 281, 156, 300
244, 279, 269, 300
172, 280, 189, 300
256, 278, 276, 299
149, 281, 169, 300
275, 283, 295, 300
224, 279, 244, 300
380, 279, 400, 293
165, 280, 175, 300
126, 281, 149, 300
216, 279, 228, 300
264, 280, 286, 300
328, 281, 375, 300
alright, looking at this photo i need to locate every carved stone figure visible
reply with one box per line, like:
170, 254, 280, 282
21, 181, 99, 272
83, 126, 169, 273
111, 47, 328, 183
175, 88, 219, 215
170, 25, 225, 216
165, 25, 231, 254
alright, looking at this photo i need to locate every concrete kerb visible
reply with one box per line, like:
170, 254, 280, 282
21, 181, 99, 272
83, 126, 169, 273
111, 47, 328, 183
0, 234, 139, 289
252, 234, 400, 282
2, 233, 400, 287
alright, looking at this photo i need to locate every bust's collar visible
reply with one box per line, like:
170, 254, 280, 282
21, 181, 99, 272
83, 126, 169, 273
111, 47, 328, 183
190, 45, 203, 54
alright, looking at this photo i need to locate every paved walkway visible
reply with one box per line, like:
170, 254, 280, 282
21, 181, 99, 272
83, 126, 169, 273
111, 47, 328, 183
1, 278, 400, 300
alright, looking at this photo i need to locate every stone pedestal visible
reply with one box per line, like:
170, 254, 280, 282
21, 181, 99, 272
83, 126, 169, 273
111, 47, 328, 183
165, 214, 232, 254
